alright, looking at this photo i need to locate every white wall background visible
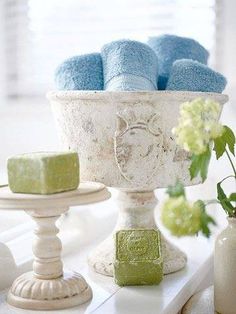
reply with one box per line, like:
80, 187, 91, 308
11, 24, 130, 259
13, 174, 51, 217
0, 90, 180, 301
0, 0, 6, 102
215, 0, 236, 102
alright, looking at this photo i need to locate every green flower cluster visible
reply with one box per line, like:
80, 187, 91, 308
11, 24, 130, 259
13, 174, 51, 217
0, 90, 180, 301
161, 97, 235, 238
172, 98, 223, 155
161, 196, 201, 237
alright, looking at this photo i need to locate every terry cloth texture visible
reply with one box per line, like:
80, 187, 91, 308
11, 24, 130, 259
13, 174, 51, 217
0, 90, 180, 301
166, 59, 227, 93
55, 53, 103, 90
147, 34, 209, 90
101, 39, 158, 91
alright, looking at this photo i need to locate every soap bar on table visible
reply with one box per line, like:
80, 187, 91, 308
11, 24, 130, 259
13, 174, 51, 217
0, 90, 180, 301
7, 152, 79, 194
114, 229, 163, 286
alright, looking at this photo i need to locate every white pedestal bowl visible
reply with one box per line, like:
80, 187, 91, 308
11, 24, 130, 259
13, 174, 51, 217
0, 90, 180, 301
48, 91, 228, 276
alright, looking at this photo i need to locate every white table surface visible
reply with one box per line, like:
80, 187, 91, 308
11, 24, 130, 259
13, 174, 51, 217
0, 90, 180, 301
182, 286, 215, 314
0, 189, 227, 314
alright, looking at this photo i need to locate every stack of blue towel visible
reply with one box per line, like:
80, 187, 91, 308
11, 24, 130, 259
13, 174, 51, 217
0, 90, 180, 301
55, 35, 227, 93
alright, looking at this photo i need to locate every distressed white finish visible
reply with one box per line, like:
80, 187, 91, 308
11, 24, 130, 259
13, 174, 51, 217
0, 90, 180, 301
0, 182, 110, 310
214, 217, 236, 314
48, 91, 228, 276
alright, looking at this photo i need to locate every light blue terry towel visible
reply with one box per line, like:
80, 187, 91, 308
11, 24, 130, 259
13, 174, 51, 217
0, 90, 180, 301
55, 53, 103, 90
147, 35, 209, 90
101, 40, 158, 91
167, 59, 227, 93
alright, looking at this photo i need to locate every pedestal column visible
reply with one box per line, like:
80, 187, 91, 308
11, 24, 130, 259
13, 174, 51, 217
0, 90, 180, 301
7, 207, 92, 310
32, 214, 63, 280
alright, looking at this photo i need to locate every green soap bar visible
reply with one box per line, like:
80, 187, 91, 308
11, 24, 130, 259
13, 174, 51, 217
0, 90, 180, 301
114, 229, 163, 286
7, 152, 79, 194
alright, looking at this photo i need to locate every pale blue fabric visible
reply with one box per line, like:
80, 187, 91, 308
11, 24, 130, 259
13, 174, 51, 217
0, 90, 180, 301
167, 59, 227, 93
101, 40, 158, 91
105, 74, 155, 91
55, 53, 103, 90
147, 34, 209, 90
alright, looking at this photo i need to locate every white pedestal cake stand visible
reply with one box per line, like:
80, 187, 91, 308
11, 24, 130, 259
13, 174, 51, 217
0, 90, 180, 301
0, 182, 110, 311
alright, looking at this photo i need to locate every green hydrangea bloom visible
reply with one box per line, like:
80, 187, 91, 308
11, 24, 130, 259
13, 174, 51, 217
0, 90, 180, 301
161, 196, 201, 237
173, 98, 223, 155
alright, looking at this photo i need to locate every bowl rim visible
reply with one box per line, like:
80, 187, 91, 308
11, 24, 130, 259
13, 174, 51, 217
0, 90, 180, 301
47, 90, 228, 104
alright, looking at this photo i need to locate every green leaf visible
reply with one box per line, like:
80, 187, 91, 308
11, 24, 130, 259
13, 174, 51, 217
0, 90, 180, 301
213, 136, 226, 159
224, 126, 235, 155
189, 148, 211, 182
198, 201, 216, 238
213, 126, 235, 159
189, 155, 199, 180
195, 200, 205, 212
200, 213, 216, 238
229, 193, 236, 202
166, 181, 185, 198
217, 182, 234, 215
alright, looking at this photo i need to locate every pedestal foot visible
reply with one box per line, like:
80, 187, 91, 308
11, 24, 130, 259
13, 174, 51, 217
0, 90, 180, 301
88, 190, 187, 276
161, 237, 187, 274
7, 270, 92, 310
88, 234, 186, 276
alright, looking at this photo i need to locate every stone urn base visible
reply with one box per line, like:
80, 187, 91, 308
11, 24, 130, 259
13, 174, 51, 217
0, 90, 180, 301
88, 190, 186, 276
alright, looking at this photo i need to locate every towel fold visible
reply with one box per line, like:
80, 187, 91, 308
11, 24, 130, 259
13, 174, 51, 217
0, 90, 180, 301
166, 59, 227, 93
147, 35, 209, 90
101, 40, 158, 91
55, 53, 103, 90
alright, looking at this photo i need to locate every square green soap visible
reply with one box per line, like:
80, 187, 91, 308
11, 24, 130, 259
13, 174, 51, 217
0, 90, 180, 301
114, 229, 163, 286
7, 152, 79, 194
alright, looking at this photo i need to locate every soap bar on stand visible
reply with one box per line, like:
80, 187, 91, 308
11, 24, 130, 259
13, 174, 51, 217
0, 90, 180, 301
114, 229, 163, 286
7, 152, 79, 194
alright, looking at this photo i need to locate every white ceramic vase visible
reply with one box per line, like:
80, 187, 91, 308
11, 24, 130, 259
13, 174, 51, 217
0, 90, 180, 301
48, 91, 228, 277
214, 217, 236, 314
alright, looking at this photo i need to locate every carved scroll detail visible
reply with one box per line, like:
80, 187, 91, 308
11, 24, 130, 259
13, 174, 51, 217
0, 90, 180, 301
114, 104, 163, 185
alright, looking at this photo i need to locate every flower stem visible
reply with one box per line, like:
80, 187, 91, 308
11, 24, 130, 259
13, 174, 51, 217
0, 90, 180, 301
205, 199, 220, 206
226, 149, 236, 178
220, 175, 236, 184
0, 184, 8, 188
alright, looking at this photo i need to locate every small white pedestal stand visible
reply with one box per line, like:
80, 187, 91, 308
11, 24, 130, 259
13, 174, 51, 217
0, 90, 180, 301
0, 182, 110, 311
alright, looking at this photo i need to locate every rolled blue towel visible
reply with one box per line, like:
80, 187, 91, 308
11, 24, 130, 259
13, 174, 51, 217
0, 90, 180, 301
101, 40, 158, 91
167, 59, 227, 93
147, 34, 209, 90
55, 53, 103, 90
